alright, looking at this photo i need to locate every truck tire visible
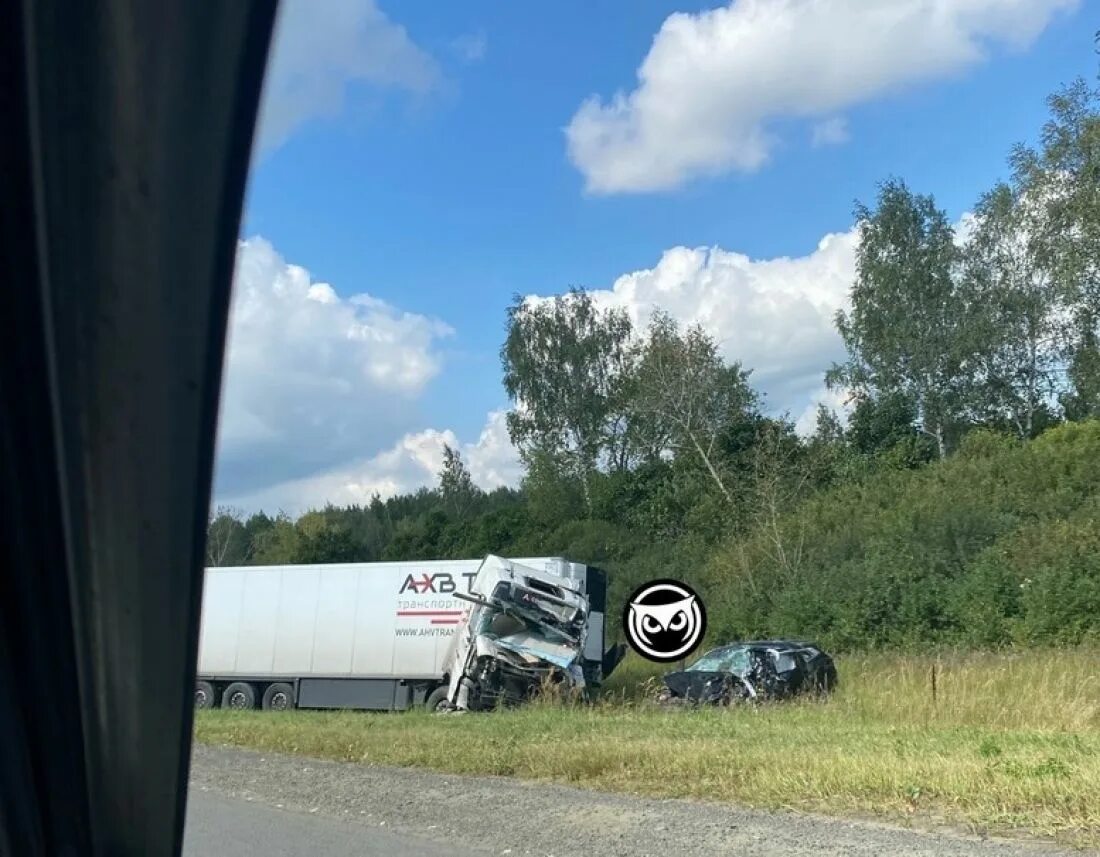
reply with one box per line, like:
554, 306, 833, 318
195, 681, 217, 709
262, 682, 294, 711
424, 685, 451, 711
221, 681, 256, 710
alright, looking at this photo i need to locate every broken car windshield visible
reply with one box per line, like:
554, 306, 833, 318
687, 647, 751, 673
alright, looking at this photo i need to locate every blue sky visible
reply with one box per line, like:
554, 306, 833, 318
214, 0, 1096, 513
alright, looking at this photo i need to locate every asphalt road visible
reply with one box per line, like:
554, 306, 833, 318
190, 744, 1094, 857
183, 789, 488, 856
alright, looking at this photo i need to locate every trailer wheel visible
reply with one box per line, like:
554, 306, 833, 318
194, 681, 217, 709
424, 685, 451, 711
221, 681, 256, 710
261, 682, 294, 711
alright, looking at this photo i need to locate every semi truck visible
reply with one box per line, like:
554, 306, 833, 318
440, 555, 598, 711
194, 555, 624, 712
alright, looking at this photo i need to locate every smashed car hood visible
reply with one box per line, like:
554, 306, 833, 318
662, 670, 752, 701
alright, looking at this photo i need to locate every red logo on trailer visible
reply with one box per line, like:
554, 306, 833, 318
396, 607, 464, 626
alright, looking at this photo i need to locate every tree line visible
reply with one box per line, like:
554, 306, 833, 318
207, 71, 1100, 649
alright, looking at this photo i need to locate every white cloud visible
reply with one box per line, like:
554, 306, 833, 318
566, 0, 1078, 194
576, 209, 971, 425
579, 227, 860, 419
451, 30, 488, 64
255, 0, 441, 154
224, 410, 522, 515
214, 238, 452, 499
462, 410, 523, 489
218, 214, 987, 512
220, 227, 860, 512
811, 116, 850, 148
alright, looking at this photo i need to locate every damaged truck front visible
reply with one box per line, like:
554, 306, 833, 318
438, 556, 617, 711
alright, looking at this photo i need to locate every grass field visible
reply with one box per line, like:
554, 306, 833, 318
194, 648, 1100, 848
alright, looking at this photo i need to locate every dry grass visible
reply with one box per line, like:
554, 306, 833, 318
194, 648, 1100, 848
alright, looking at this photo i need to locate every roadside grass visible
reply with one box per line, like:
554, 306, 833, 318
194, 648, 1100, 848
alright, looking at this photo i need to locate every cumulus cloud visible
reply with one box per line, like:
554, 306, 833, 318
214, 238, 452, 499
255, 0, 441, 154
575, 227, 860, 420
566, 0, 1077, 193
223, 410, 522, 515
811, 116, 850, 148
218, 214, 990, 512
219, 228, 860, 512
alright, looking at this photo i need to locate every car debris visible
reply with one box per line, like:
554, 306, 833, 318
437, 555, 600, 712
655, 640, 838, 706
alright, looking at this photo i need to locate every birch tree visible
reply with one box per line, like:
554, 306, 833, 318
501, 288, 635, 513
630, 312, 756, 504
1011, 79, 1100, 419
963, 182, 1061, 438
828, 179, 974, 458
205, 506, 248, 566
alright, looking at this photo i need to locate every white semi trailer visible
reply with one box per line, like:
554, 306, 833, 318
194, 555, 622, 712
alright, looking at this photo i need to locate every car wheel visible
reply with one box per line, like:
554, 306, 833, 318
221, 681, 255, 710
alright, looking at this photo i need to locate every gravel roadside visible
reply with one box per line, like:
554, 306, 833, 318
189, 744, 1092, 857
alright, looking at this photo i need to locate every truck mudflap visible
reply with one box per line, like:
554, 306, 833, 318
602, 642, 627, 679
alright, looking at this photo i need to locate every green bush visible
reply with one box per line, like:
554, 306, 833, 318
704, 421, 1100, 650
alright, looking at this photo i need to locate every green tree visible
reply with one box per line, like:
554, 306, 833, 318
804, 405, 859, 490
286, 511, 359, 563
828, 179, 973, 458
205, 506, 249, 566
250, 513, 300, 564
1011, 79, 1100, 419
963, 182, 1062, 438
296, 525, 360, 563
242, 511, 275, 562
382, 509, 451, 561
630, 311, 757, 504
744, 419, 819, 581
501, 288, 635, 513
842, 391, 937, 470
521, 444, 586, 529
314, 502, 390, 562
438, 444, 479, 519
812, 405, 845, 446
1064, 329, 1100, 421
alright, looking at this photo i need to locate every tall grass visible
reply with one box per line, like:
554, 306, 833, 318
829, 648, 1100, 731
601, 647, 1100, 730
195, 648, 1100, 847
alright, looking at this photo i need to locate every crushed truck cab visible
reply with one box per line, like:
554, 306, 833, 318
440, 555, 602, 711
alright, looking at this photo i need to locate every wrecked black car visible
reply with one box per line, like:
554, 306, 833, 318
656, 640, 837, 706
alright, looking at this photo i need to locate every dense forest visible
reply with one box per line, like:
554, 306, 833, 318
208, 74, 1100, 651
